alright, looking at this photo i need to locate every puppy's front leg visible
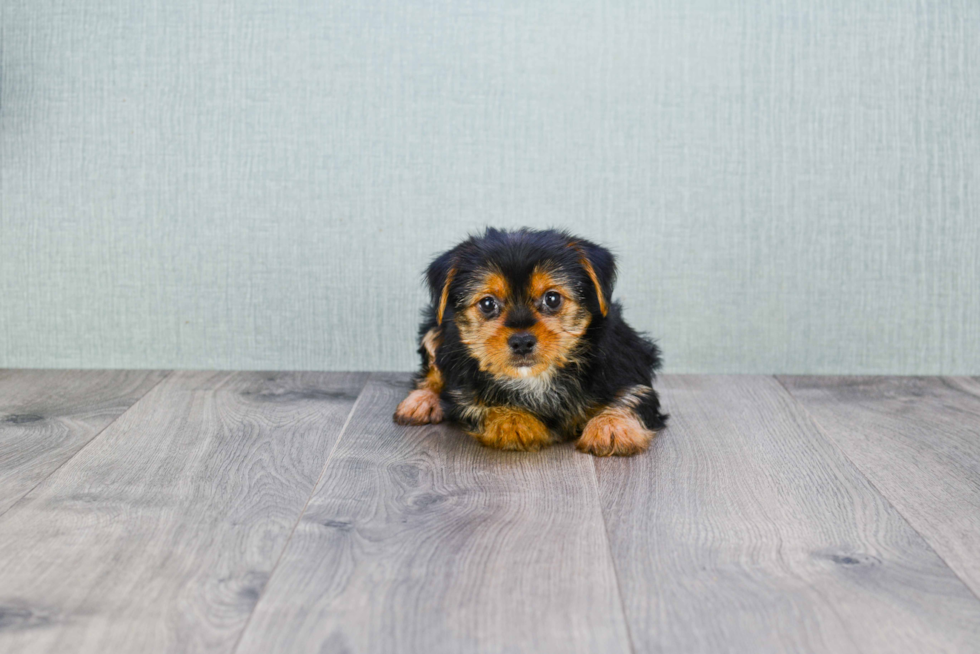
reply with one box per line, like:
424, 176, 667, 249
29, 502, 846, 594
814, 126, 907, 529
394, 387, 443, 425
577, 407, 654, 457
394, 327, 444, 425
470, 407, 555, 452
577, 386, 660, 457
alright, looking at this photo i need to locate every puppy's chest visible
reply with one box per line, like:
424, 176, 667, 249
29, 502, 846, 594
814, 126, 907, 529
483, 373, 586, 419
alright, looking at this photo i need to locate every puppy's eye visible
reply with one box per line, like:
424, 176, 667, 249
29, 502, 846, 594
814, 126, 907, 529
478, 296, 498, 316
543, 291, 562, 310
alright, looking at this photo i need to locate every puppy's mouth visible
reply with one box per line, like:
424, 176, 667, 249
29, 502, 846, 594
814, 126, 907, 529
509, 354, 541, 376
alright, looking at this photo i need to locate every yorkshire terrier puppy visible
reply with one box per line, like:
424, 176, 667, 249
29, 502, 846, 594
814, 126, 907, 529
394, 227, 667, 456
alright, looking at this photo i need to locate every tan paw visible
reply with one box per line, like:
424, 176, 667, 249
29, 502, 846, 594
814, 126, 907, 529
394, 389, 444, 425
473, 407, 554, 451
576, 407, 654, 457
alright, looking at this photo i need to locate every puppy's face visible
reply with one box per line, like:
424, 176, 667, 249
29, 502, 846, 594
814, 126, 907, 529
427, 229, 616, 381
454, 263, 592, 378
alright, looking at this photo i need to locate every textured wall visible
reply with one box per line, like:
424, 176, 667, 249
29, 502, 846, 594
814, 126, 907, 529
1, 0, 978, 373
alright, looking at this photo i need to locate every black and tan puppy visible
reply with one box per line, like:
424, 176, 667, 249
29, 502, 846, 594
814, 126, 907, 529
394, 227, 667, 456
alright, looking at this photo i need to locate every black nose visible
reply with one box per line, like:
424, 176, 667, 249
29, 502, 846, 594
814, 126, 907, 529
508, 332, 537, 355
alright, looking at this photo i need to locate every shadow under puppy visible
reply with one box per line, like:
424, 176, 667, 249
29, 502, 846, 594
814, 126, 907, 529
394, 227, 667, 456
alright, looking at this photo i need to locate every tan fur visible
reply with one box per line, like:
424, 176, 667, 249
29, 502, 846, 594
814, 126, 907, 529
394, 389, 444, 425
393, 327, 446, 425
456, 268, 590, 379
529, 268, 558, 297
576, 386, 656, 456
576, 385, 656, 456
417, 328, 445, 393
420, 366, 444, 393
436, 267, 457, 325
469, 406, 555, 451
474, 270, 510, 300
616, 384, 651, 408
569, 243, 608, 317
421, 327, 442, 366
576, 407, 654, 456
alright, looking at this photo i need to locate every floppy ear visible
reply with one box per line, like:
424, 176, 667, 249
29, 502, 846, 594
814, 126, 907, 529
570, 240, 616, 317
426, 247, 459, 325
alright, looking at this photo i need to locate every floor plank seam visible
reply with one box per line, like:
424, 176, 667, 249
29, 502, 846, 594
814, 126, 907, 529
228, 373, 372, 654
773, 375, 980, 608
0, 370, 174, 520
587, 457, 638, 654
941, 376, 980, 402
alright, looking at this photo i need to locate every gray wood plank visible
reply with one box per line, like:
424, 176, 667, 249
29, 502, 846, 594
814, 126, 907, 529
596, 375, 980, 654
0, 370, 368, 654
234, 373, 632, 654
780, 375, 980, 600
0, 369, 168, 514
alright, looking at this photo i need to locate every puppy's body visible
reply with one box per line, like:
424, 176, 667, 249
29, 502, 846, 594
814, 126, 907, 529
395, 228, 667, 456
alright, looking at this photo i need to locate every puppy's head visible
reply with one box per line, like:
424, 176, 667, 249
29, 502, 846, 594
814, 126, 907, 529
427, 228, 616, 379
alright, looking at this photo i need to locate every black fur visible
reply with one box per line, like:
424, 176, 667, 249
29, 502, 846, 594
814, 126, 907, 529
414, 227, 667, 440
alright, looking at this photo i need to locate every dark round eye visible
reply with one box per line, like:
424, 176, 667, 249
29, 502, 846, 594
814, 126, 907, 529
478, 296, 498, 315
543, 291, 562, 310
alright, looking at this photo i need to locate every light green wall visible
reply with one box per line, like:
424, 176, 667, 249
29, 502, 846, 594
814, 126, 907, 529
2, 0, 978, 373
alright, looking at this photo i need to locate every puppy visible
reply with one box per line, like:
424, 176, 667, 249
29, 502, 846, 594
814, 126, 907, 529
394, 227, 667, 456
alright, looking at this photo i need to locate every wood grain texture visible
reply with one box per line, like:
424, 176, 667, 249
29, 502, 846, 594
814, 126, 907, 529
596, 375, 980, 653
0, 369, 168, 514
235, 373, 632, 654
0, 371, 368, 654
780, 375, 980, 599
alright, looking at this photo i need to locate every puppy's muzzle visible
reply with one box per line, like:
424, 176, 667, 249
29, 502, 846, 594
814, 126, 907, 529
508, 332, 537, 356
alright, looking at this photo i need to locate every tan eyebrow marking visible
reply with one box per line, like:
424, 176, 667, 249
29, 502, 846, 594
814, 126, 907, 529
470, 270, 509, 304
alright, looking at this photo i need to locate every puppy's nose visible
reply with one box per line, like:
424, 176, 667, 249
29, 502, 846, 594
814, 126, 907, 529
508, 332, 537, 355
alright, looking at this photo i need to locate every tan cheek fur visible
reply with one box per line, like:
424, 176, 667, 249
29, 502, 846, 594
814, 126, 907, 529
531, 301, 590, 367
456, 308, 514, 377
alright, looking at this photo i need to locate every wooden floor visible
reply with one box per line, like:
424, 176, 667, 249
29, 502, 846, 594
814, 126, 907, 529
1, 371, 979, 653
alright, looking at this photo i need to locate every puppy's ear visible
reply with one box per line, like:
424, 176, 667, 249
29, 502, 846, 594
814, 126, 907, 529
426, 247, 459, 325
570, 239, 616, 317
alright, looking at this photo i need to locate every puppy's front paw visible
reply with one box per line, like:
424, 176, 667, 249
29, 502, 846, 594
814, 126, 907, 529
394, 389, 444, 425
577, 408, 655, 457
473, 407, 554, 451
